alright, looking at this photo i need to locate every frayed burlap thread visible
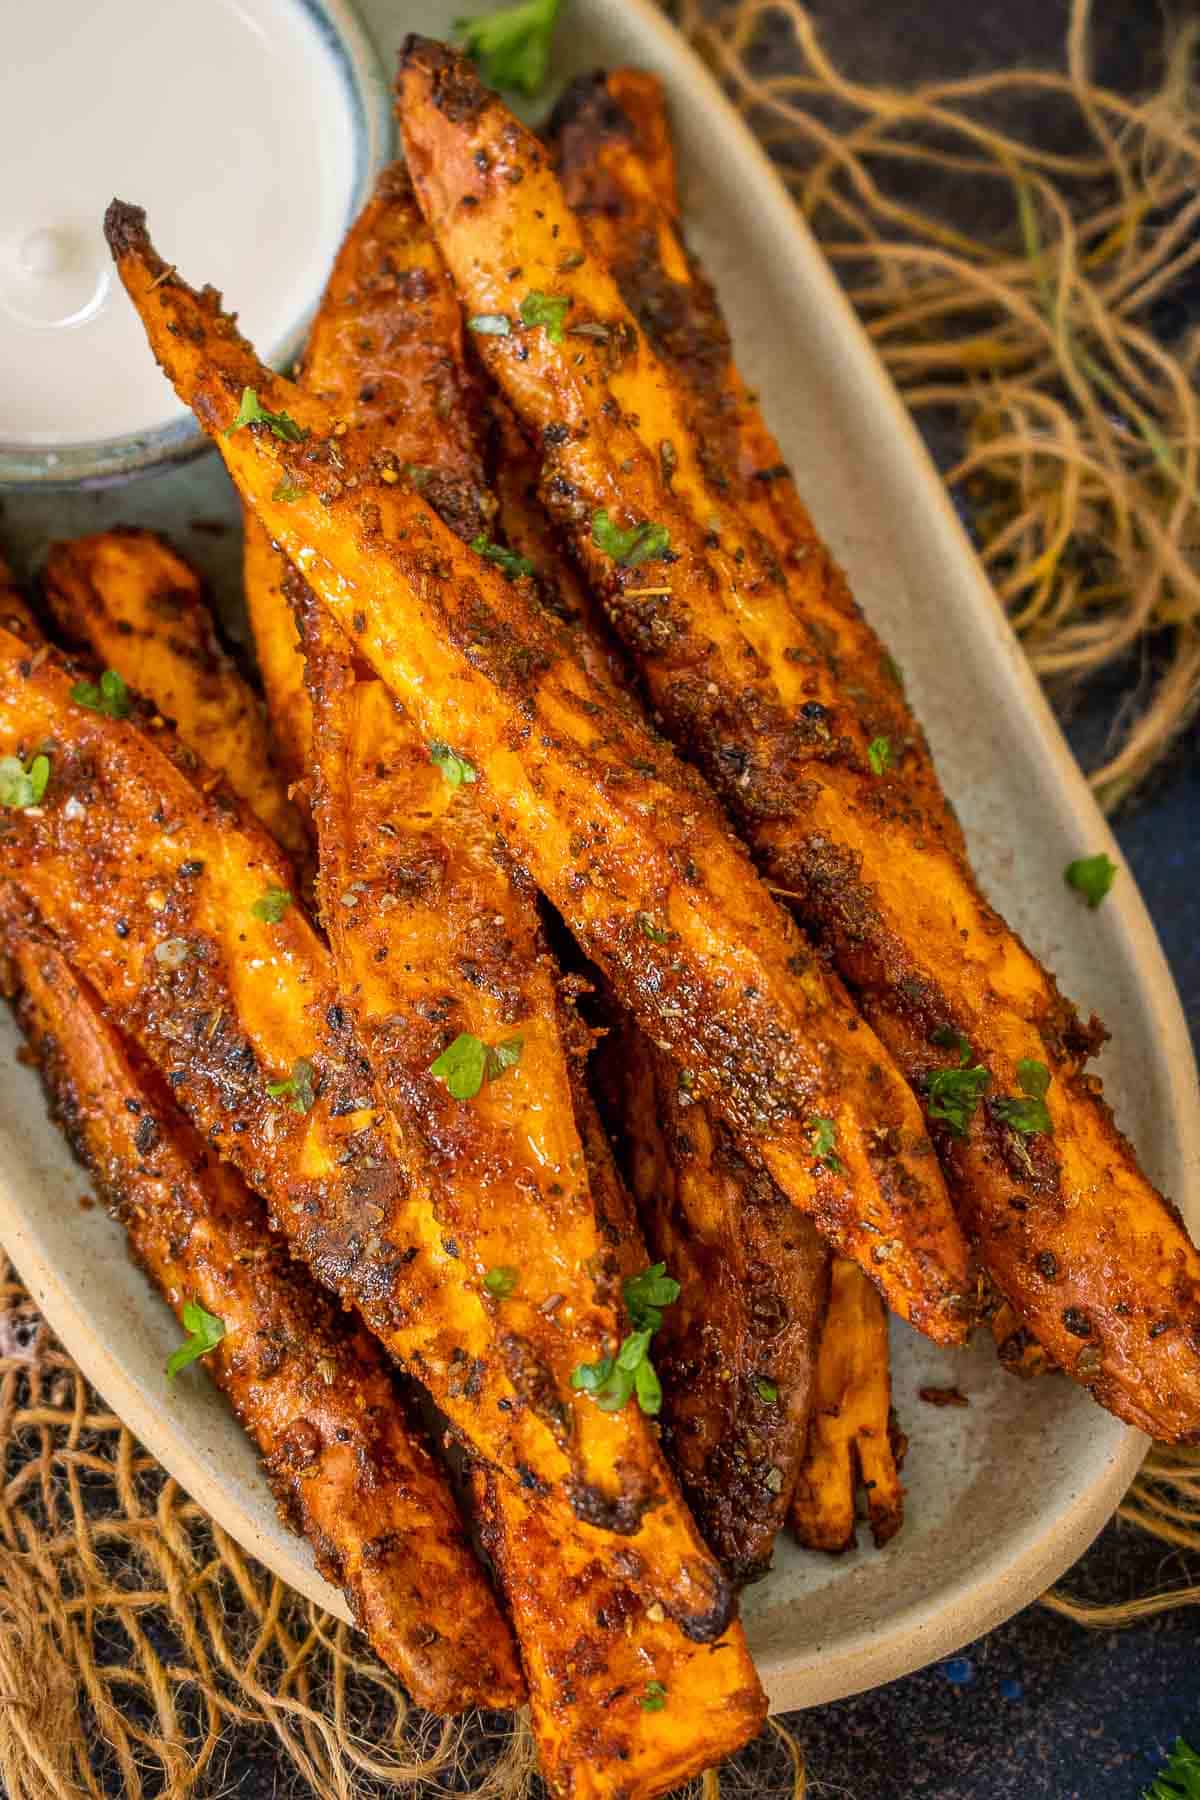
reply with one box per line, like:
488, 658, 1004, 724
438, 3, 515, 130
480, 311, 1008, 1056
1, 0, 1198, 1793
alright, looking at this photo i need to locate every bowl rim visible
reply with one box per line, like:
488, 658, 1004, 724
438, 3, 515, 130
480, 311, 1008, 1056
0, 0, 395, 492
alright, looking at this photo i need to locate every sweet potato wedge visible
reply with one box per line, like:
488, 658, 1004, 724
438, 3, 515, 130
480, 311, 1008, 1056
0, 885, 521, 1711
396, 43, 1200, 1442
242, 514, 313, 808
290, 160, 734, 1641
102, 199, 972, 1346
0, 632, 726, 1634
550, 69, 957, 840
42, 528, 305, 856
599, 1017, 829, 1580
791, 1257, 906, 1554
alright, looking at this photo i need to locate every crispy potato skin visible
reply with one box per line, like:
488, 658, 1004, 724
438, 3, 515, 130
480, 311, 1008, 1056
0, 633, 729, 1589
243, 514, 314, 805
599, 1020, 829, 1580
479, 1072, 766, 1796
42, 529, 305, 856
0, 888, 521, 1711
291, 164, 733, 1640
479, 1473, 766, 1800
396, 43, 1200, 1442
103, 201, 971, 1346
791, 1257, 906, 1553
550, 72, 957, 841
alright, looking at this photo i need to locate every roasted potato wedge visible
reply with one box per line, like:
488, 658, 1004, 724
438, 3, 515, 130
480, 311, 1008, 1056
791, 1257, 906, 1554
0, 886, 522, 1711
103, 200, 972, 1345
42, 528, 305, 856
599, 1018, 829, 1580
0, 630, 734, 1636
395, 43, 1200, 1442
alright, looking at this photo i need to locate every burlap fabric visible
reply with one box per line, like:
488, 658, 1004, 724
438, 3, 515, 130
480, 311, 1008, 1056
1, 2, 1196, 1794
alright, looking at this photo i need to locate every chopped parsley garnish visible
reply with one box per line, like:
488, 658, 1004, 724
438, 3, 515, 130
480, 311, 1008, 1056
591, 509, 671, 568
571, 1263, 680, 1417
0, 753, 49, 809
638, 912, 669, 944
484, 1266, 519, 1298
1145, 1738, 1200, 1799
430, 1032, 524, 1101
993, 1059, 1052, 1136
271, 477, 306, 503
867, 736, 892, 775
428, 741, 477, 788
640, 1680, 668, 1713
467, 313, 512, 337
881, 653, 905, 690
1064, 852, 1117, 909
71, 669, 130, 719
470, 536, 535, 581
519, 291, 570, 342
251, 886, 292, 924
808, 1115, 842, 1172
454, 0, 561, 96
267, 1056, 317, 1115
926, 1032, 990, 1137
224, 387, 307, 443
166, 1299, 226, 1380
755, 1378, 779, 1404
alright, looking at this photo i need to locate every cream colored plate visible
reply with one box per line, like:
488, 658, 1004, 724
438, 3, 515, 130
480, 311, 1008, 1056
2, 0, 1196, 1719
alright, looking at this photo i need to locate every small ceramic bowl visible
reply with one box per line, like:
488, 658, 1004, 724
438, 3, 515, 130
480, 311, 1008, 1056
0, 0, 392, 492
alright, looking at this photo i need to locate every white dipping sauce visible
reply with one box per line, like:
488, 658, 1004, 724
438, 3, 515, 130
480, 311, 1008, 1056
1, 0, 357, 446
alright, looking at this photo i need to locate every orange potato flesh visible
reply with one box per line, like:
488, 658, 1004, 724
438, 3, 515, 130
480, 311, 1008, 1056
42, 528, 305, 857
0, 887, 522, 1711
791, 1257, 906, 1554
290, 160, 733, 1641
550, 70, 958, 841
242, 513, 314, 810
0, 633, 726, 1634
102, 200, 972, 1347
396, 44, 1200, 1443
599, 1017, 829, 1580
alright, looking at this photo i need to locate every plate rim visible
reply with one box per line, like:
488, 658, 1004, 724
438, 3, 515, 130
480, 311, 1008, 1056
0, 0, 1193, 1724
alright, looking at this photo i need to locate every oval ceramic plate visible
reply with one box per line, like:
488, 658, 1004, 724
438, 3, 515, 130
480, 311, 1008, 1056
1, 0, 1196, 1720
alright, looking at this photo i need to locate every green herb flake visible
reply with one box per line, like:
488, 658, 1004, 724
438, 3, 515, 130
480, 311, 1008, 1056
638, 912, 669, 945
71, 668, 130, 720
931, 1025, 972, 1059
272, 477, 306, 503
640, 1681, 668, 1713
1145, 1737, 1200, 1800
429, 741, 478, 788
484, 1266, 519, 1299
166, 1299, 226, 1380
925, 1020, 991, 1139
224, 387, 307, 443
755, 1378, 779, 1404
430, 1032, 524, 1101
808, 1115, 842, 1172
467, 313, 512, 337
867, 736, 892, 776
0, 753, 49, 809
881, 653, 906, 690
993, 1059, 1053, 1136
1064, 852, 1117, 909
252, 886, 293, 924
591, 509, 671, 569
470, 536, 535, 581
266, 1056, 317, 1115
572, 1263, 679, 1418
519, 290, 570, 342
454, 0, 560, 96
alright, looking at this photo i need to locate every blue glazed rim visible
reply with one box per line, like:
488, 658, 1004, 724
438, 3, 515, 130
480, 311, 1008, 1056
0, 0, 394, 492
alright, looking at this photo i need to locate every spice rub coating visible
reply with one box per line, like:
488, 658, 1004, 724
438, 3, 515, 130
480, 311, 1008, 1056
0, 889, 522, 1712
394, 44, 1200, 1441
103, 197, 972, 1345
